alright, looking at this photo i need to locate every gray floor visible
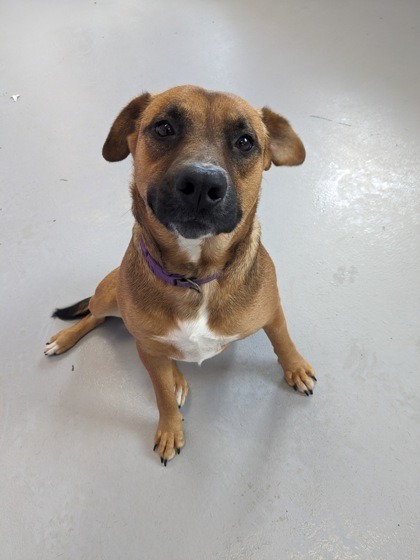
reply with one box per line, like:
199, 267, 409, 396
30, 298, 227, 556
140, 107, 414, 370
1, 1, 419, 559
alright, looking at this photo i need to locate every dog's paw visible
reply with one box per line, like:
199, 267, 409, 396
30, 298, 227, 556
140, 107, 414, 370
44, 338, 62, 356
284, 359, 317, 396
44, 332, 74, 356
173, 366, 189, 408
153, 416, 185, 466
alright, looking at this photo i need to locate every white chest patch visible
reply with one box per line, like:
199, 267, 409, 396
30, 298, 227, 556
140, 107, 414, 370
177, 236, 203, 263
154, 306, 239, 365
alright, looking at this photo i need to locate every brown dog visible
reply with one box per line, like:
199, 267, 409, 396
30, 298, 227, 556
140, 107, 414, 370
45, 85, 316, 465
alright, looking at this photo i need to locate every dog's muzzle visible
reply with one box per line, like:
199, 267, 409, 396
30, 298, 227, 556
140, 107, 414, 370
147, 162, 242, 239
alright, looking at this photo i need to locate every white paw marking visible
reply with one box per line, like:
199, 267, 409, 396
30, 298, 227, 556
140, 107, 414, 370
44, 341, 60, 356
176, 388, 183, 407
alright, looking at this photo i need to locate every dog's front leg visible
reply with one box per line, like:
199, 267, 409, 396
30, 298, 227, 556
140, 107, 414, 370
136, 342, 185, 465
263, 301, 317, 395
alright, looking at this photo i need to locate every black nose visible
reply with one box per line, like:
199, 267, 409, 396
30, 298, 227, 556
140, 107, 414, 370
175, 164, 228, 211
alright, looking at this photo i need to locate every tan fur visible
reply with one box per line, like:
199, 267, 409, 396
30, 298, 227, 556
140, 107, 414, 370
46, 86, 316, 464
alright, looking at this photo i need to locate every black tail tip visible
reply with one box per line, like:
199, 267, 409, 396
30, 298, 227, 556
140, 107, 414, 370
52, 297, 91, 320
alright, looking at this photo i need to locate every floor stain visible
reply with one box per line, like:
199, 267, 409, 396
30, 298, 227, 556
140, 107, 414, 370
333, 266, 358, 285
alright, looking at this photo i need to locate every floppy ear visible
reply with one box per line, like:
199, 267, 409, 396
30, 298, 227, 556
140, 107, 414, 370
102, 92, 151, 162
261, 107, 306, 170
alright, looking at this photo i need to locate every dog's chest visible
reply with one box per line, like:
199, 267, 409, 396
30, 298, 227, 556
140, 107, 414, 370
155, 306, 239, 365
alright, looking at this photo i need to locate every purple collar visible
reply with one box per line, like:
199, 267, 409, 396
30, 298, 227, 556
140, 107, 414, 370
139, 237, 221, 293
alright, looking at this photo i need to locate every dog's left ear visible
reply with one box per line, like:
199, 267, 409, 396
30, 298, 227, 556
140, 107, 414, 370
261, 107, 306, 170
102, 92, 152, 162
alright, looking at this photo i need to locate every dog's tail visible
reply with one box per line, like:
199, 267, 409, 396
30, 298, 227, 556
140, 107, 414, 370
52, 297, 92, 320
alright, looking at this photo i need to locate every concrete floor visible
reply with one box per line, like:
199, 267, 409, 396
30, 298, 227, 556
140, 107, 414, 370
1, 1, 419, 558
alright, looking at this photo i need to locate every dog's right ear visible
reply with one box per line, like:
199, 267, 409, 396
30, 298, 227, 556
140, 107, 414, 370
102, 92, 152, 162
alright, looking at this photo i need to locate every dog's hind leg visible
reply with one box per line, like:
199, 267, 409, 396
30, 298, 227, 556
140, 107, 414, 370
172, 362, 189, 408
45, 268, 120, 356
44, 314, 105, 355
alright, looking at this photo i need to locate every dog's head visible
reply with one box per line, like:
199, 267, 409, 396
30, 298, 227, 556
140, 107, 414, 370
103, 85, 305, 240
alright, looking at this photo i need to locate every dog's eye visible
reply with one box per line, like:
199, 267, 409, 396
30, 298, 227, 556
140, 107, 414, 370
235, 134, 254, 153
155, 121, 175, 137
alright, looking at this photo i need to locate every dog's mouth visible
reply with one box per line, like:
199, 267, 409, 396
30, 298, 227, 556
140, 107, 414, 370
147, 197, 209, 238
148, 199, 235, 239
169, 218, 215, 240
146, 164, 242, 240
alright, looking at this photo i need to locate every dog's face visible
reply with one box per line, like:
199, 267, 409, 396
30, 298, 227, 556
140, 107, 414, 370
103, 86, 305, 239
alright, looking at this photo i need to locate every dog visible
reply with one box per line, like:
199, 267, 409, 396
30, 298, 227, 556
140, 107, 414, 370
45, 85, 316, 465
